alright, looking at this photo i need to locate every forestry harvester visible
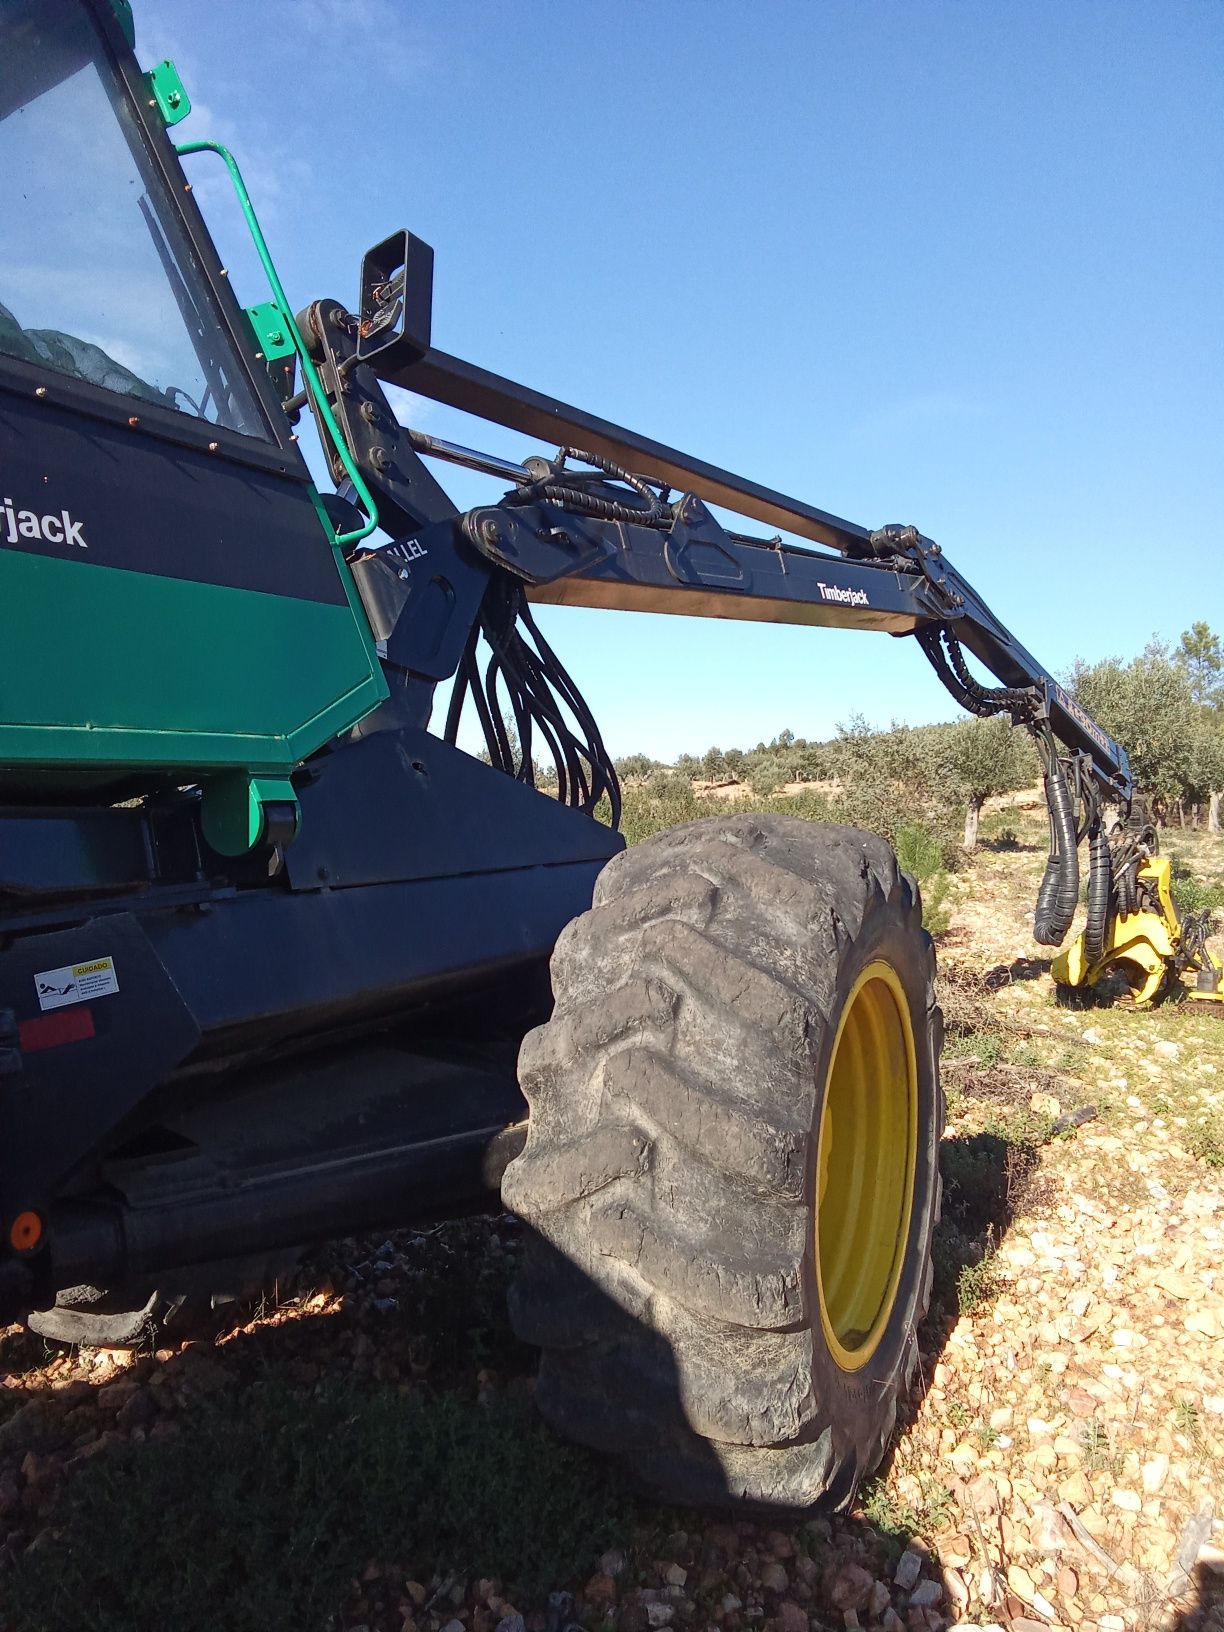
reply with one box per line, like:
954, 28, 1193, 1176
0, 0, 1216, 1508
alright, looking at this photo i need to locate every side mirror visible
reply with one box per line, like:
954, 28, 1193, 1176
356, 230, 433, 370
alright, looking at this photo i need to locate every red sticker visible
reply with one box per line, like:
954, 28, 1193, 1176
19, 1006, 95, 1053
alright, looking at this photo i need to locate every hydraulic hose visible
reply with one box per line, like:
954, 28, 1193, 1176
1082, 821, 1113, 967
1034, 762, 1080, 946
1115, 853, 1137, 916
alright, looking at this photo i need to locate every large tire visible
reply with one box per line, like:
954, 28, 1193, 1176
501, 814, 943, 1509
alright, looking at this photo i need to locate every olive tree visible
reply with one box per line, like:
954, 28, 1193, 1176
1189, 718, 1224, 834
951, 715, 1034, 850
1177, 623, 1224, 829
614, 752, 662, 782
1070, 642, 1198, 821
1177, 621, 1224, 708
831, 717, 962, 853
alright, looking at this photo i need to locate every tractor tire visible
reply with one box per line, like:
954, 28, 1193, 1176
501, 814, 943, 1509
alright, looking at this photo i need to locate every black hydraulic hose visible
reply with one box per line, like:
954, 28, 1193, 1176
1034, 762, 1080, 946
444, 572, 622, 826
1110, 820, 1153, 919
1116, 855, 1137, 917
1082, 821, 1113, 967
516, 447, 671, 530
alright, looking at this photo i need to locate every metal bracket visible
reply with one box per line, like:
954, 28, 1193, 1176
245, 302, 297, 363
144, 59, 191, 127
871, 524, 965, 615
201, 774, 300, 857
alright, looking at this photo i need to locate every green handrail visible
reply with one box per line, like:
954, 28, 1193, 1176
174, 138, 379, 549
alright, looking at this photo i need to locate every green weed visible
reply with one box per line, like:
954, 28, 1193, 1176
0, 1385, 632, 1632
1174, 1398, 1200, 1437
861, 1469, 956, 1548
1184, 1113, 1224, 1169
956, 1248, 1002, 1316
1010, 1042, 1044, 1070
1081, 1420, 1124, 1480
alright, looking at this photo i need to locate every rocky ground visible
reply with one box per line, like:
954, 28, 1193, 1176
0, 801, 1220, 1632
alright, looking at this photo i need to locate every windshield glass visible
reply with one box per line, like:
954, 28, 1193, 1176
0, 0, 267, 438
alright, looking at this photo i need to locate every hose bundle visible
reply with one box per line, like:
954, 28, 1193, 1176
1109, 820, 1155, 917
1082, 819, 1113, 966
1033, 740, 1082, 946
444, 571, 621, 827
916, 626, 1041, 724
916, 623, 1122, 953
513, 447, 672, 530
1179, 908, 1222, 991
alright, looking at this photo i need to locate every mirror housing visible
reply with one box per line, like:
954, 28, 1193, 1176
357, 230, 433, 369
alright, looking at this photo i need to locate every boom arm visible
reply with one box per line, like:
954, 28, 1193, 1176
338, 327, 1131, 804
295, 271, 1131, 953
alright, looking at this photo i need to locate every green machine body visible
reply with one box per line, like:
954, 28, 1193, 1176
0, 0, 388, 840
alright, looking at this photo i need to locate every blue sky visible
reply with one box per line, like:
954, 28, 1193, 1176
139, 0, 1222, 761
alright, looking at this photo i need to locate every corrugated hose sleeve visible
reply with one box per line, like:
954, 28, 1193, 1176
1034, 765, 1081, 946
1082, 823, 1113, 967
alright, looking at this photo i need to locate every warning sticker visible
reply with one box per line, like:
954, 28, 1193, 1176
35, 957, 119, 1012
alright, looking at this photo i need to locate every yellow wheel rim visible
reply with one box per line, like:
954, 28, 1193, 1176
814, 959, 918, 1372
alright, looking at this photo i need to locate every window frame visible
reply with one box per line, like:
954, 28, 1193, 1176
0, 0, 313, 485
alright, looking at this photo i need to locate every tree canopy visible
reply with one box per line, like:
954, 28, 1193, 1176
1071, 628, 1224, 818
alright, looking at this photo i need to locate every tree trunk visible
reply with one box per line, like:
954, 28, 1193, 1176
1211, 790, 1221, 834
1176, 799, 1185, 829
963, 799, 982, 852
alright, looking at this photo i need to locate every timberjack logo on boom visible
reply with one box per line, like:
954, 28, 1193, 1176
816, 581, 869, 607
2, 497, 87, 549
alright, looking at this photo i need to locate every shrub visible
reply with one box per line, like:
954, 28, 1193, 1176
895, 822, 953, 934
747, 756, 788, 797
1166, 851, 1224, 920
618, 771, 700, 845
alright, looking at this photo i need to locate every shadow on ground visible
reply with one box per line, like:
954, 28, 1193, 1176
0, 1108, 1090, 1632
983, 955, 1051, 988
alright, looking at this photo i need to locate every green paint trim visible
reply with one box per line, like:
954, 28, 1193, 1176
109, 0, 136, 49
172, 138, 379, 549
301, 483, 390, 732
0, 552, 386, 775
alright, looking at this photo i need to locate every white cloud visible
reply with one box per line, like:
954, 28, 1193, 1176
383, 384, 442, 429
290, 0, 435, 80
